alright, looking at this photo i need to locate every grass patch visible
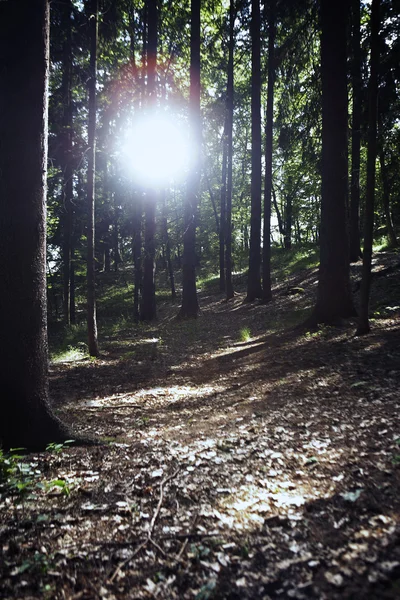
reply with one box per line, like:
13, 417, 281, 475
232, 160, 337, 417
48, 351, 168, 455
238, 327, 251, 342
271, 246, 319, 280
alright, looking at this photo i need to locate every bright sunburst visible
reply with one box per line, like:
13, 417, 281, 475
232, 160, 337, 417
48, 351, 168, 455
121, 113, 191, 187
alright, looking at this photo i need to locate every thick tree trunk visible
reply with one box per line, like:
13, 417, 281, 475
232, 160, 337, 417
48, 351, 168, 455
178, 0, 201, 318
225, 0, 235, 301
349, 0, 362, 263
262, 0, 275, 303
0, 0, 72, 449
357, 0, 380, 335
141, 0, 157, 321
86, 0, 99, 356
311, 0, 356, 325
246, 0, 263, 301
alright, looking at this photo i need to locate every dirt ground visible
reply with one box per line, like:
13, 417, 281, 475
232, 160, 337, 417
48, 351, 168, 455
1, 252, 400, 599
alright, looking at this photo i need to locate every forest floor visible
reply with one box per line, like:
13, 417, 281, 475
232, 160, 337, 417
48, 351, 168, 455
1, 250, 400, 600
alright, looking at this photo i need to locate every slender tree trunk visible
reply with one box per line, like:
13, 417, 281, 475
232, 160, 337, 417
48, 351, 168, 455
70, 243, 76, 323
311, 0, 355, 325
246, 0, 263, 301
132, 196, 142, 323
205, 173, 220, 233
262, 0, 275, 302
349, 0, 362, 262
284, 193, 293, 250
0, 0, 72, 449
61, 0, 74, 325
219, 121, 227, 292
379, 148, 398, 248
357, 0, 380, 335
86, 0, 99, 356
141, 0, 158, 321
225, 0, 235, 301
161, 191, 176, 299
178, 0, 201, 318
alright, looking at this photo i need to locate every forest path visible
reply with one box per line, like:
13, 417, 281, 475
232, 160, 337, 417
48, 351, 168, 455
1, 252, 400, 599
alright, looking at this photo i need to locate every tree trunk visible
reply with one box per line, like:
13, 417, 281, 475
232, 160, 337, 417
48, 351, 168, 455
132, 196, 142, 324
262, 0, 275, 303
284, 192, 293, 250
161, 191, 176, 300
246, 0, 263, 301
141, 0, 157, 321
178, 0, 201, 318
349, 0, 362, 263
219, 120, 227, 292
0, 0, 72, 449
311, 0, 355, 325
379, 148, 398, 248
357, 0, 380, 335
70, 243, 76, 324
225, 0, 235, 301
86, 0, 99, 356
61, 0, 74, 326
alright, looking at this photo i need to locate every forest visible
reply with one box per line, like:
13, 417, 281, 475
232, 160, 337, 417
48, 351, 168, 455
0, 0, 399, 598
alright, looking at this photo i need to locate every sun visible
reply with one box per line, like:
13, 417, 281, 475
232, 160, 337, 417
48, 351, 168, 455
121, 112, 191, 187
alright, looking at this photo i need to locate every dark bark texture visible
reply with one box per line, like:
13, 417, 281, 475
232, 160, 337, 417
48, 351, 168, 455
246, 0, 263, 301
357, 0, 380, 335
262, 0, 275, 303
86, 0, 99, 356
225, 0, 235, 301
0, 0, 71, 449
349, 0, 362, 263
312, 0, 356, 324
178, 0, 201, 318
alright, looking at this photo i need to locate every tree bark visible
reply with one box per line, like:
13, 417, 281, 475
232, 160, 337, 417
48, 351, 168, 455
61, 0, 74, 325
141, 0, 158, 321
246, 0, 263, 301
379, 148, 398, 248
225, 0, 235, 301
311, 0, 356, 325
86, 0, 99, 356
132, 196, 142, 323
357, 0, 380, 335
0, 0, 72, 449
262, 0, 275, 303
161, 191, 176, 300
178, 0, 201, 318
219, 120, 227, 292
349, 0, 362, 263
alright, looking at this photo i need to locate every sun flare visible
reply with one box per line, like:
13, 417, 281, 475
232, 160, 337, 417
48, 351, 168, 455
121, 113, 191, 187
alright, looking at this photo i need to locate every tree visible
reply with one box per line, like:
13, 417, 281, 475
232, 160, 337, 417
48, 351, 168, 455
87, 0, 100, 356
225, 0, 236, 301
60, 0, 75, 324
246, 0, 263, 302
349, 0, 363, 263
0, 0, 72, 449
357, 0, 380, 335
310, 0, 355, 324
262, 0, 276, 303
178, 0, 201, 318
141, 0, 158, 322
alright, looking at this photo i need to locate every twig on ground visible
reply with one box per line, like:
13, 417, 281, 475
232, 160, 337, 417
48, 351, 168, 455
108, 468, 180, 584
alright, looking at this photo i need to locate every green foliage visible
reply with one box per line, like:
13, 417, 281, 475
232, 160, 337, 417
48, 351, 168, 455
0, 448, 38, 498
238, 326, 251, 342
46, 440, 74, 454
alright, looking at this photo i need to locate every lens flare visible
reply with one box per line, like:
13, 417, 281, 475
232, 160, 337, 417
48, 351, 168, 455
121, 113, 190, 187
